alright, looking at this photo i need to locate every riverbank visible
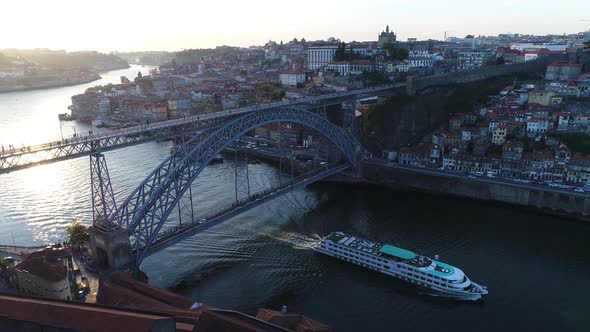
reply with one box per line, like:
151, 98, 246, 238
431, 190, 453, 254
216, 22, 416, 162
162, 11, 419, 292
0, 73, 101, 93
0, 64, 131, 93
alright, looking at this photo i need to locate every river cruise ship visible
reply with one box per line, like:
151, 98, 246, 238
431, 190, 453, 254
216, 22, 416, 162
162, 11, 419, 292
313, 232, 488, 300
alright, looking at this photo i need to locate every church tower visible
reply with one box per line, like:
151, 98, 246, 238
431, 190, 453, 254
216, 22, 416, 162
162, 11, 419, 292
379, 25, 397, 44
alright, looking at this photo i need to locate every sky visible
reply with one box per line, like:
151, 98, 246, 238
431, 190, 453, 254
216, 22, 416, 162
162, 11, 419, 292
2, 0, 590, 52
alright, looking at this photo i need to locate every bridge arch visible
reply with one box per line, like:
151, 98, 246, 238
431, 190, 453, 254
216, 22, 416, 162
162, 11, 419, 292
110, 108, 360, 265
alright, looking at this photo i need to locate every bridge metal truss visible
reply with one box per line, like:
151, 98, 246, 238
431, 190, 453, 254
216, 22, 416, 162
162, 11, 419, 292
106, 108, 359, 266
90, 153, 118, 232
0, 119, 225, 174
0, 83, 402, 174
141, 162, 349, 260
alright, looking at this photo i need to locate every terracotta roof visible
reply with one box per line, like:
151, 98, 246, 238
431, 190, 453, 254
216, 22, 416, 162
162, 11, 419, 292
523, 151, 554, 160
496, 47, 521, 54
508, 121, 525, 126
196, 310, 290, 332
101, 279, 205, 326
22, 247, 72, 261
112, 273, 196, 310
280, 70, 305, 75
399, 143, 436, 155
570, 153, 590, 162
14, 257, 67, 282
504, 140, 524, 148
549, 61, 581, 67
0, 294, 176, 332
14, 248, 72, 282
527, 118, 548, 123
256, 308, 331, 332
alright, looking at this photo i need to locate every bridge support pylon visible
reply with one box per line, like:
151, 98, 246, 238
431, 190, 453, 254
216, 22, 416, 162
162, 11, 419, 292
88, 153, 132, 273
89, 226, 133, 273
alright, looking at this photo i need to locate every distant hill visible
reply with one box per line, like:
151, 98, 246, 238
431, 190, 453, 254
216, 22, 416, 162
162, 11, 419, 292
0, 49, 129, 71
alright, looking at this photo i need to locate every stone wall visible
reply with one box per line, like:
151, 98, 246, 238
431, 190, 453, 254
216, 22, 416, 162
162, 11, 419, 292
361, 163, 590, 221
406, 55, 566, 94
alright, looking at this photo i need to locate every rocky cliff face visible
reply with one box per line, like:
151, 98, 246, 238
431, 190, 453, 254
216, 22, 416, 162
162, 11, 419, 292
362, 88, 455, 150
362, 74, 521, 152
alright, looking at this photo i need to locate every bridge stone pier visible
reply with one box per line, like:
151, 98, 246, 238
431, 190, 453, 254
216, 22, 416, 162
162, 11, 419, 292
89, 227, 133, 273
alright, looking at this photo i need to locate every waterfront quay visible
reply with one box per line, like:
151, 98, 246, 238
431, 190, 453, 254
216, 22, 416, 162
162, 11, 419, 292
362, 159, 590, 219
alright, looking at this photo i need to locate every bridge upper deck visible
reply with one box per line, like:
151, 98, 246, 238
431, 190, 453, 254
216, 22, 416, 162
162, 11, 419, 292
0, 84, 402, 174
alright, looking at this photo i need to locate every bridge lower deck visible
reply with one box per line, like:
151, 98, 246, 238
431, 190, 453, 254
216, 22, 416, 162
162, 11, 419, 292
134, 163, 350, 259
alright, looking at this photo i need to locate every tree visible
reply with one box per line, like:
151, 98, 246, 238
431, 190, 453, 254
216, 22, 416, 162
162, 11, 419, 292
465, 34, 475, 39
0, 258, 7, 270
137, 71, 143, 78
381, 43, 409, 61
359, 71, 391, 87
66, 219, 90, 248
334, 43, 347, 61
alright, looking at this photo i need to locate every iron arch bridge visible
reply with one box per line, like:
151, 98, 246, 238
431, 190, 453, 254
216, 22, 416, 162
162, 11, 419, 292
94, 108, 361, 267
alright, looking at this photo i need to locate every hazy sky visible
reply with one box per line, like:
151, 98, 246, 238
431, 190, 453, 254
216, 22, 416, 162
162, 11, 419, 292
2, 0, 589, 52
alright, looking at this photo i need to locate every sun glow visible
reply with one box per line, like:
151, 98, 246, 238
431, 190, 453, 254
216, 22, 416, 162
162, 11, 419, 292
1, 0, 588, 52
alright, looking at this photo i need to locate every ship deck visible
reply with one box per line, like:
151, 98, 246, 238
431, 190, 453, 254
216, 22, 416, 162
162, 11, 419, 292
325, 232, 384, 256
325, 232, 430, 267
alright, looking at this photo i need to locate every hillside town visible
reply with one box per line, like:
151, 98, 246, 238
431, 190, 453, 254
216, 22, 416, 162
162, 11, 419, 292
58, 28, 590, 191
68, 28, 590, 128
395, 61, 590, 189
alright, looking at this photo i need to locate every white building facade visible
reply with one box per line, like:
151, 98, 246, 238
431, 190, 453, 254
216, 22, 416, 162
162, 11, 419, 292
307, 45, 338, 70
279, 71, 306, 86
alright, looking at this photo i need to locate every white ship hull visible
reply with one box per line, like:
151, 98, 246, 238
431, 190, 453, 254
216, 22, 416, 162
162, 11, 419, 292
313, 232, 488, 301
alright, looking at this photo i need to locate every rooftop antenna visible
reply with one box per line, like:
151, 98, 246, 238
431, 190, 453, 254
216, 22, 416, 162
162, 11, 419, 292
443, 30, 454, 41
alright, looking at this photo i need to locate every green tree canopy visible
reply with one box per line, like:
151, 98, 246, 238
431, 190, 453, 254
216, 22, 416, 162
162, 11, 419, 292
381, 43, 409, 61
359, 71, 391, 87
66, 219, 90, 247
465, 34, 475, 39
0, 257, 8, 270
334, 43, 347, 61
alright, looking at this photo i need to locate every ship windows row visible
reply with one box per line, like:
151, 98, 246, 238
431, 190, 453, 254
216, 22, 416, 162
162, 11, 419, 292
398, 265, 448, 282
326, 242, 388, 263
325, 247, 391, 269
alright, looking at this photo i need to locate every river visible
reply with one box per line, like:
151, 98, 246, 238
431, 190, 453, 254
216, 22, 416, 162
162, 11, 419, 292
0, 66, 588, 331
